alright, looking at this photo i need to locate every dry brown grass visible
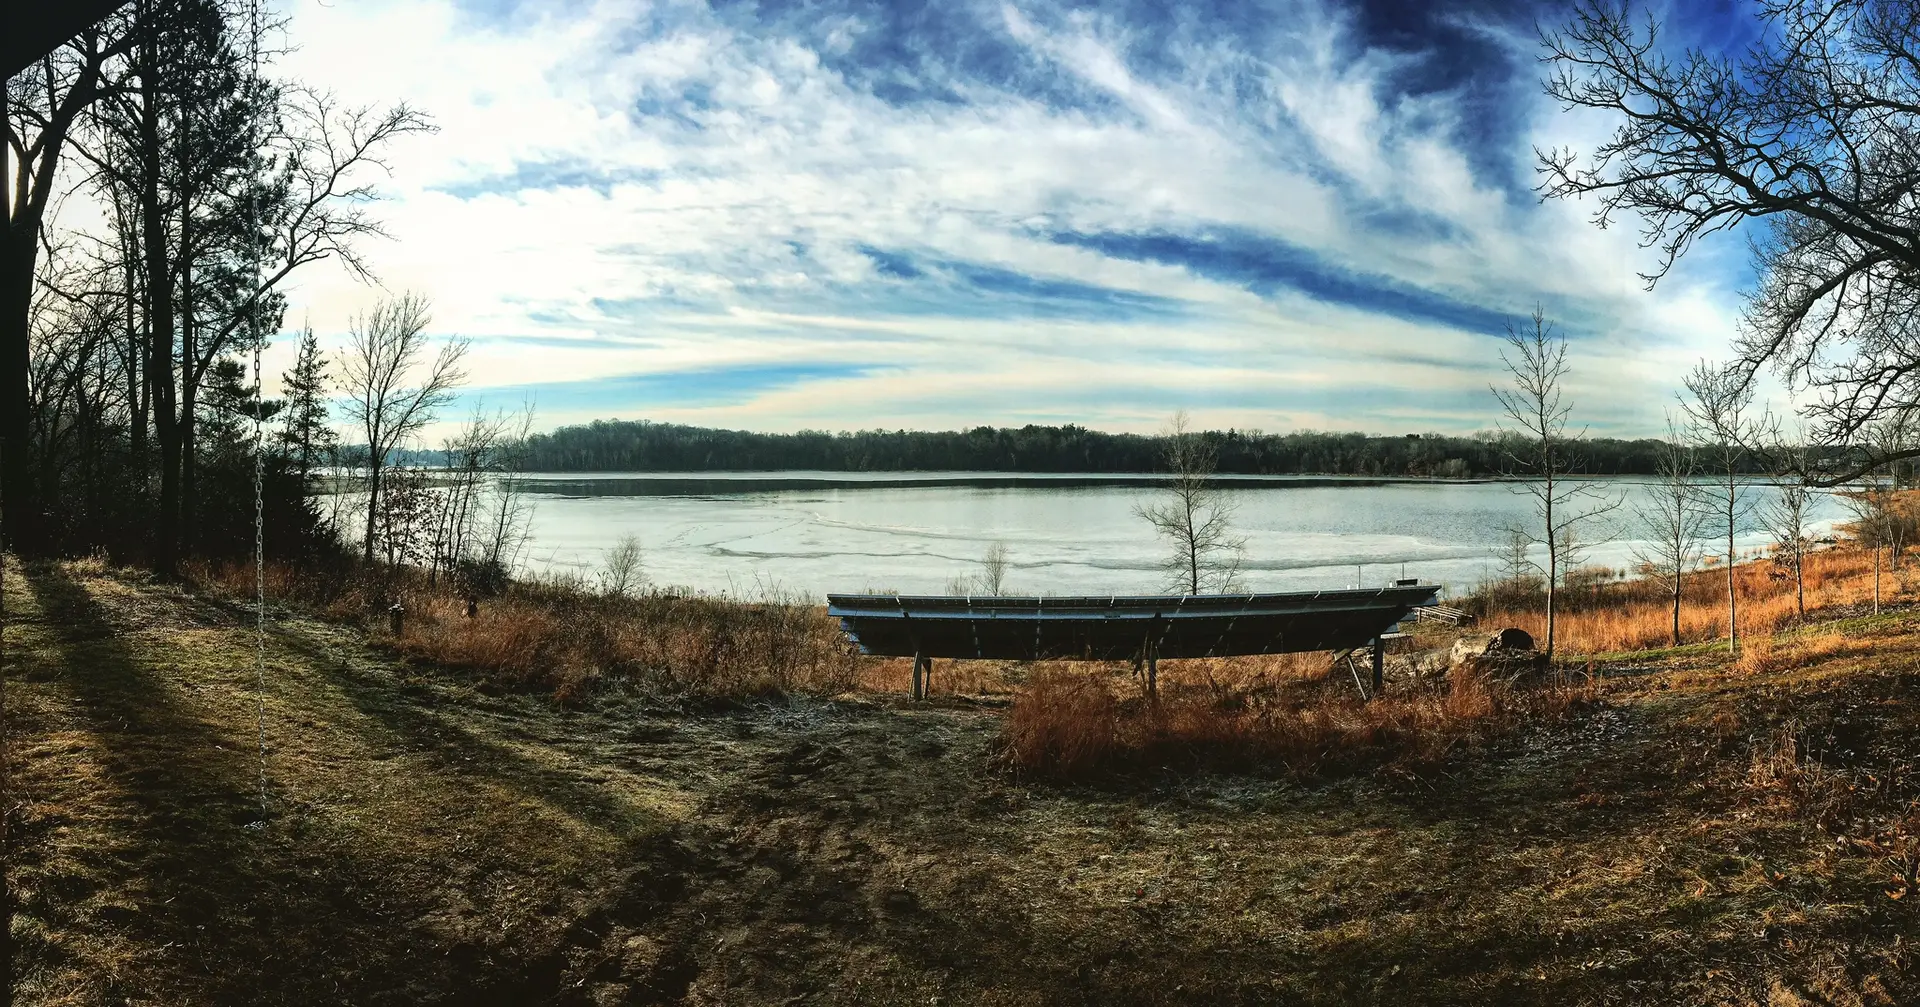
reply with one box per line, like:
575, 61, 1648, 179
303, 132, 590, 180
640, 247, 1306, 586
1736, 631, 1779, 676
394, 587, 859, 702
189, 560, 859, 702
856, 655, 1025, 696
19, 558, 1920, 1003
1745, 719, 1857, 830
998, 659, 1595, 780
1483, 547, 1900, 655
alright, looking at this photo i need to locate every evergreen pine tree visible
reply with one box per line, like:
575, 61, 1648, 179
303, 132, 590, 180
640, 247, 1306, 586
279, 324, 336, 488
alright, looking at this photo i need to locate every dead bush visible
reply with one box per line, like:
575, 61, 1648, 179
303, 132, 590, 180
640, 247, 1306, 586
998, 669, 1122, 778
996, 659, 1595, 781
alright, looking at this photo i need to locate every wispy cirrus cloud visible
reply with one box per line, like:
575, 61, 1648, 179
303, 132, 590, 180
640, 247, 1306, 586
260, 0, 1765, 436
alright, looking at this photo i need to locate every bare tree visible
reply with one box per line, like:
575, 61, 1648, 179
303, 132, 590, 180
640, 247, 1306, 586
1491, 307, 1617, 658
1864, 419, 1920, 570
599, 535, 644, 597
1842, 487, 1895, 615
478, 404, 536, 580
1538, 1, 1920, 479
1632, 414, 1707, 647
426, 406, 509, 586
338, 292, 466, 564
948, 541, 1013, 596
1498, 525, 1533, 589
1135, 411, 1244, 594
3, 15, 133, 555
1841, 416, 1918, 612
1683, 362, 1765, 654
1762, 474, 1816, 623
979, 541, 1010, 595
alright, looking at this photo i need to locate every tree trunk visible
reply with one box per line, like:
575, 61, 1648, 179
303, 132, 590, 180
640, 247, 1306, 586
363, 457, 381, 564
1186, 499, 1199, 595
1544, 486, 1556, 659
0, 86, 15, 1007
178, 243, 196, 555
2, 81, 44, 558
1726, 481, 1738, 655
0, 225, 36, 559
1671, 578, 1681, 648
125, 232, 147, 473
1796, 560, 1805, 619
141, 27, 180, 577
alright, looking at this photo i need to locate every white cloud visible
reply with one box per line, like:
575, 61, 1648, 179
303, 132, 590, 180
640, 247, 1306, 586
216, 0, 1764, 439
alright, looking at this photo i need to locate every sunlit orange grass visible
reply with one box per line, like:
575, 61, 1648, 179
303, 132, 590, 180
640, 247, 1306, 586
1780, 627, 1883, 665
997, 663, 1594, 780
1483, 548, 1892, 655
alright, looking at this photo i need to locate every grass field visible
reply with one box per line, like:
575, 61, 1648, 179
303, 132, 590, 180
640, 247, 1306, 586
6, 557, 1920, 1004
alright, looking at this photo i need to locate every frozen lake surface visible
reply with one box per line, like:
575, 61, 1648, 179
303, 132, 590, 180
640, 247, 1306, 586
507, 472, 1848, 601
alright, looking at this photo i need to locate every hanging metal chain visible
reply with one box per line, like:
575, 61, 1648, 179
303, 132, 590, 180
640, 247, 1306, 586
248, 0, 269, 825
1, 438, 10, 902
253, 345, 267, 820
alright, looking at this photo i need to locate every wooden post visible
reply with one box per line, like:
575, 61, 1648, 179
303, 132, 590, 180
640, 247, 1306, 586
1345, 652, 1369, 700
1146, 642, 1158, 699
922, 655, 933, 698
1370, 636, 1384, 698
910, 651, 924, 700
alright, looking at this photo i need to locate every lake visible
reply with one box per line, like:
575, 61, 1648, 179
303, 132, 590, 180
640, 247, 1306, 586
505, 472, 1851, 601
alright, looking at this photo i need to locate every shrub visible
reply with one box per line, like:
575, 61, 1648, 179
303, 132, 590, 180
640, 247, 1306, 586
998, 669, 1121, 778
995, 661, 1594, 781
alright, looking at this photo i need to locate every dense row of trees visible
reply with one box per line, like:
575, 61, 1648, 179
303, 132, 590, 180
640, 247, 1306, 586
5, 0, 427, 568
519, 417, 1785, 477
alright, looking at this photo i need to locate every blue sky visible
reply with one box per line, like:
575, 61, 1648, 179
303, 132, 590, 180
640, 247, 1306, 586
265, 0, 1767, 437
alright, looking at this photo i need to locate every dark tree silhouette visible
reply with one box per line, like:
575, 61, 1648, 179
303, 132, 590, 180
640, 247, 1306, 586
1540, 0, 1920, 478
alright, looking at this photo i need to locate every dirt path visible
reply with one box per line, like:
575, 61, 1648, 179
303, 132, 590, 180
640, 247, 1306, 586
7, 563, 1916, 1005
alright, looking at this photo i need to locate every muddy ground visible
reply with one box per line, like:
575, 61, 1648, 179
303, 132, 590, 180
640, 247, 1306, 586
7, 562, 1918, 1005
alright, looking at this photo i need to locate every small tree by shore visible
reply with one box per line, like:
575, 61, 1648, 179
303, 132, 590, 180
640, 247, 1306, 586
1761, 436, 1817, 623
1491, 307, 1618, 658
279, 324, 336, 494
1135, 411, 1244, 595
1683, 363, 1763, 655
1632, 415, 1706, 647
599, 535, 645, 597
339, 292, 467, 566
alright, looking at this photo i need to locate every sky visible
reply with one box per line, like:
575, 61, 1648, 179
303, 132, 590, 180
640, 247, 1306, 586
259, 0, 1770, 437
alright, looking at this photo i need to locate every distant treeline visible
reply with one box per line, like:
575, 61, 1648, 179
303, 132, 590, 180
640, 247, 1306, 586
518, 420, 1775, 476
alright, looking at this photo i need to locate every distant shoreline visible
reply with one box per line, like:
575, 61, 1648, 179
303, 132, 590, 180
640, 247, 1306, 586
509, 420, 1717, 479
504, 471, 1628, 495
